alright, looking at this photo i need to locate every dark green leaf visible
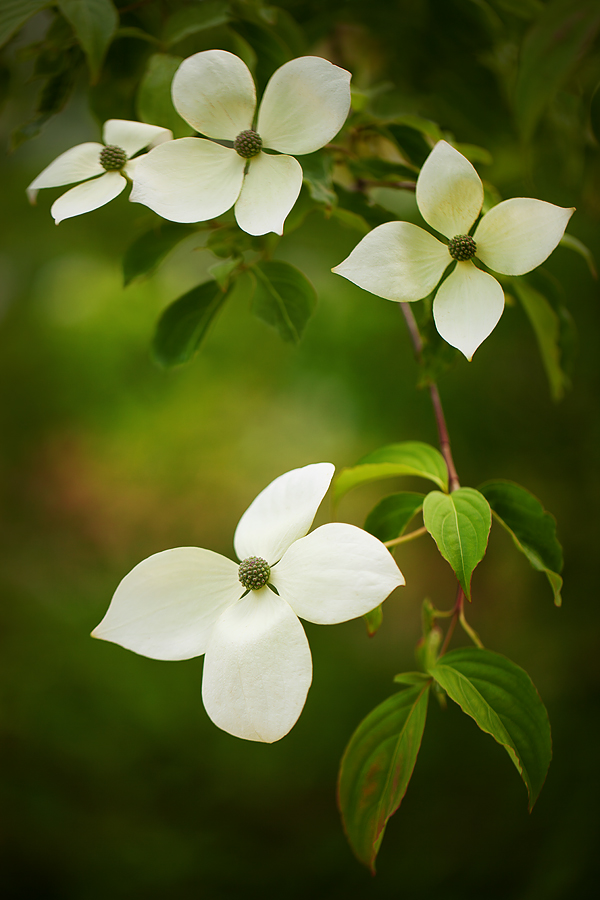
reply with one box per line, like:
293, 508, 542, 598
422, 488, 491, 599
479, 479, 563, 606
11, 45, 81, 148
364, 491, 425, 542
136, 53, 193, 138
512, 276, 571, 401
364, 605, 383, 637
301, 151, 336, 206
429, 648, 552, 809
152, 280, 228, 367
232, 20, 290, 93
164, 1, 231, 47
515, 0, 600, 138
123, 224, 195, 286
335, 185, 395, 229
393, 672, 431, 685
57, 0, 118, 82
489, 0, 543, 19
334, 442, 448, 504
328, 207, 371, 235
338, 684, 430, 872
0, 0, 51, 48
560, 233, 597, 279
251, 260, 317, 343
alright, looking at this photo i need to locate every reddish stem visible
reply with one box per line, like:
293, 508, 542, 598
438, 588, 464, 657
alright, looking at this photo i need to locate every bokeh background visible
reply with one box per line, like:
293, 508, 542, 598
1, 1, 599, 897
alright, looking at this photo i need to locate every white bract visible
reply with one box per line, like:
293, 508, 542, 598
129, 50, 351, 235
27, 119, 172, 224
333, 141, 575, 360
92, 463, 403, 743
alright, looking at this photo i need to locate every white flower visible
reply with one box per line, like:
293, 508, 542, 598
27, 119, 173, 224
333, 141, 575, 360
92, 463, 403, 743
129, 50, 351, 236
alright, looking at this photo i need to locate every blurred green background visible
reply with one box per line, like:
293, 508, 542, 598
1, 1, 599, 897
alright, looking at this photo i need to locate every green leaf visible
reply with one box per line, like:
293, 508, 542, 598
207, 256, 240, 290
515, 0, 600, 139
422, 488, 491, 599
338, 684, 430, 872
334, 442, 448, 504
152, 280, 229, 368
251, 260, 317, 344
164, 1, 231, 46
0, 0, 51, 47
429, 648, 552, 809
57, 0, 118, 82
512, 276, 571, 401
328, 207, 371, 235
136, 53, 193, 138
123, 224, 195, 286
364, 491, 425, 543
301, 151, 336, 206
560, 233, 597, 279
393, 672, 431, 685
490, 0, 544, 19
11, 45, 81, 148
479, 480, 563, 606
364, 605, 383, 637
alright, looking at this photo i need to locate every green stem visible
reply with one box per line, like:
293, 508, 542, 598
384, 525, 428, 548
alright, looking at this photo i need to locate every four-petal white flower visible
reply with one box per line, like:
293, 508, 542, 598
92, 463, 403, 743
333, 141, 575, 360
129, 50, 351, 236
27, 119, 172, 224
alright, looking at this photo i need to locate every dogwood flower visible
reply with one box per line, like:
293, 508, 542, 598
92, 463, 403, 743
129, 50, 351, 235
333, 140, 574, 359
27, 119, 172, 224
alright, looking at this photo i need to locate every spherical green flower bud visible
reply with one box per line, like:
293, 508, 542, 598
238, 556, 271, 590
100, 145, 128, 171
233, 130, 263, 159
448, 234, 477, 261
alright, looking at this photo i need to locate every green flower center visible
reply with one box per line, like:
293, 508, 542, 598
448, 234, 477, 261
238, 556, 271, 590
99, 145, 128, 171
233, 130, 263, 159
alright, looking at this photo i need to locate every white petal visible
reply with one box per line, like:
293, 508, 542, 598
202, 589, 312, 742
272, 523, 404, 625
234, 463, 335, 565
51, 172, 126, 224
474, 198, 575, 276
257, 56, 351, 155
92, 548, 242, 661
26, 143, 105, 202
129, 138, 245, 223
172, 49, 256, 140
433, 262, 505, 360
234, 152, 303, 235
102, 119, 173, 158
416, 141, 483, 238
332, 221, 450, 302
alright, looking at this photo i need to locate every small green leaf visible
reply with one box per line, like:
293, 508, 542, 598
136, 53, 193, 138
429, 648, 552, 809
11, 44, 81, 148
57, 0, 118, 82
479, 480, 563, 606
423, 488, 491, 599
560, 233, 597, 279
334, 442, 448, 505
207, 256, 240, 290
152, 280, 229, 368
393, 672, 431, 685
338, 684, 430, 872
328, 207, 371, 235
123, 224, 195, 286
0, 0, 51, 48
251, 260, 317, 343
301, 151, 336, 206
364, 492, 425, 543
164, 1, 231, 46
512, 276, 571, 401
364, 605, 383, 637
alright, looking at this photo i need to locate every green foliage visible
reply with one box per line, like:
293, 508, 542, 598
152, 280, 229, 367
428, 648, 552, 809
363, 604, 383, 637
334, 442, 449, 503
300, 151, 336, 206
337, 683, 430, 873
560, 233, 598, 280
364, 491, 424, 542
250, 260, 317, 343
423, 488, 491, 599
57, 0, 118, 82
136, 53, 193, 137
0, 0, 51, 48
163, 1, 232, 47
123, 224, 195, 286
479, 480, 563, 606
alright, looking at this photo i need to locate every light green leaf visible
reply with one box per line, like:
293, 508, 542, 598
57, 0, 118, 82
512, 276, 571, 401
123, 224, 195, 286
338, 684, 430, 873
560, 233, 597, 280
364, 605, 383, 637
422, 488, 491, 599
301, 151, 336, 206
334, 442, 448, 505
328, 207, 371, 235
479, 480, 563, 606
164, 1, 231, 47
364, 491, 425, 543
136, 53, 193, 138
393, 672, 431, 685
207, 257, 240, 290
429, 648, 552, 809
0, 0, 51, 48
251, 260, 317, 344
152, 280, 229, 368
